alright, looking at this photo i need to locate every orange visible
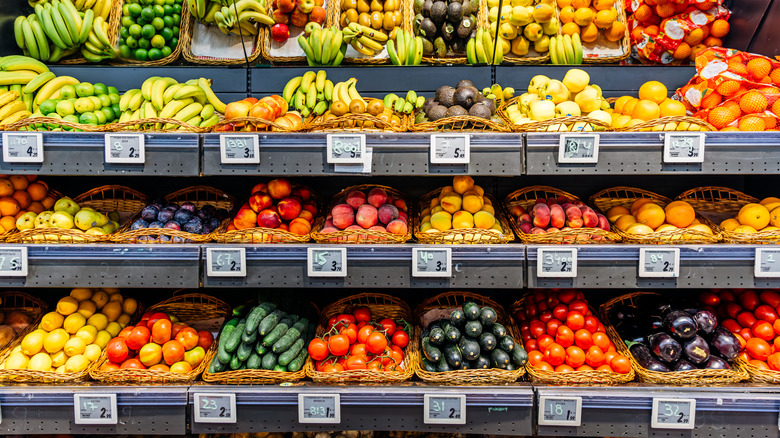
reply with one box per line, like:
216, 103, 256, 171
558, 0, 572, 7
716, 80, 741, 97
634, 4, 653, 21
659, 99, 686, 117
0, 197, 20, 217
761, 115, 777, 129
635, 203, 666, 229
562, 22, 581, 35
592, 0, 613, 9
560, 5, 576, 22
615, 214, 637, 231
25, 182, 47, 201
720, 218, 740, 231
11, 190, 31, 209
747, 58, 772, 81
771, 68, 780, 85
644, 25, 659, 37
700, 92, 722, 109
8, 176, 28, 191
622, 98, 639, 116
689, 44, 707, 61
708, 106, 738, 129
571, 0, 591, 8
0, 216, 15, 233
695, 1, 714, 9
632, 99, 661, 121
625, 222, 655, 234
722, 100, 742, 118
27, 201, 43, 214
684, 28, 705, 46
772, 98, 780, 116
733, 225, 758, 234
606, 205, 630, 222
638, 81, 668, 104
664, 200, 695, 228
655, 2, 675, 17
605, 21, 626, 42
630, 198, 654, 215
738, 116, 766, 131
703, 36, 722, 47
41, 196, 55, 210
738, 203, 770, 230
613, 96, 634, 114
24, 175, 36, 182
740, 91, 769, 114
0, 179, 12, 197
631, 25, 645, 42
728, 60, 748, 76
672, 42, 691, 60
709, 19, 729, 38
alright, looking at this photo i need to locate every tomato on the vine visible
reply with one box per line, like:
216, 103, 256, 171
328, 334, 350, 356
340, 323, 358, 344
350, 343, 367, 357
352, 306, 371, 323
357, 325, 374, 344
379, 318, 396, 335
392, 329, 409, 348
346, 355, 367, 370
390, 348, 404, 365
367, 360, 382, 371
366, 332, 388, 354
308, 338, 329, 361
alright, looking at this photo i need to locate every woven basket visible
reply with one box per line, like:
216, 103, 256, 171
181, 13, 263, 65
415, 188, 514, 244
589, 186, 721, 244
3, 117, 110, 132
420, 0, 488, 65
106, 118, 211, 133
409, 113, 510, 132
108, 0, 190, 66
5, 228, 111, 244
616, 116, 716, 132
311, 184, 412, 244
414, 291, 525, 385
581, 0, 630, 64
260, 1, 334, 64
741, 361, 780, 384
330, 0, 410, 64
599, 291, 749, 385
57, 2, 120, 65
498, 97, 612, 132
211, 116, 303, 132
304, 292, 417, 383
306, 107, 408, 132
74, 185, 149, 215
504, 186, 620, 244
0, 291, 48, 353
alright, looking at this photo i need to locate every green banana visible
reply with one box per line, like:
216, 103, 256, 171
197, 77, 226, 114
387, 40, 401, 65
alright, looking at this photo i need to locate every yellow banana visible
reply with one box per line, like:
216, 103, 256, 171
22, 71, 55, 95
119, 88, 140, 111
173, 84, 205, 101
0, 110, 32, 126
151, 77, 178, 111
173, 102, 204, 122
92, 16, 111, 48
347, 80, 365, 105
141, 76, 161, 101
0, 101, 29, 121
127, 90, 145, 111
0, 91, 21, 109
163, 83, 184, 104
356, 35, 383, 52
197, 77, 226, 114
0, 71, 39, 86
159, 98, 194, 119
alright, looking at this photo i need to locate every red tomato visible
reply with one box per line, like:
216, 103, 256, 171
537, 334, 554, 352
566, 312, 585, 331
350, 343, 367, 357
740, 327, 753, 341
698, 291, 720, 307
106, 337, 129, 363
526, 306, 538, 317
546, 297, 560, 308
515, 309, 527, 321
197, 330, 214, 350
546, 319, 563, 337
721, 319, 742, 333
352, 306, 371, 323
392, 330, 409, 348
101, 362, 120, 371
762, 290, 780, 308
345, 355, 367, 370
308, 338, 328, 360
366, 332, 388, 354
170, 323, 187, 338
533, 291, 546, 302
610, 354, 631, 374
340, 323, 358, 344
529, 320, 546, 338
740, 290, 760, 311
574, 329, 593, 349
331, 314, 355, 329
367, 359, 383, 370
556, 325, 574, 348
747, 337, 771, 361
568, 300, 589, 315
558, 290, 577, 304
752, 321, 775, 341
151, 319, 172, 345
117, 326, 133, 339
522, 330, 533, 343
768, 353, 780, 371
537, 301, 549, 312
583, 316, 600, 333
544, 343, 566, 366
737, 311, 758, 328
146, 312, 170, 329
175, 327, 199, 350
139, 343, 163, 367
525, 339, 538, 351
539, 310, 553, 323
328, 334, 350, 356
719, 290, 736, 302
596, 323, 606, 333
725, 302, 743, 319
755, 305, 779, 323
552, 304, 569, 321
390, 348, 404, 365
774, 319, 780, 336
120, 358, 146, 370
357, 325, 374, 344
379, 318, 396, 335
162, 340, 185, 365
585, 345, 605, 367
126, 326, 151, 350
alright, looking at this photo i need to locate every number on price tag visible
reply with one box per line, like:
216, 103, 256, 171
298, 394, 340, 424
430, 134, 470, 164
327, 134, 366, 164
412, 247, 451, 277
538, 396, 582, 426
755, 249, 780, 278
194, 393, 237, 423
639, 247, 680, 278
0, 246, 27, 277
664, 133, 705, 163
74, 394, 117, 425
423, 394, 466, 424
105, 134, 144, 164
652, 398, 695, 429
220, 135, 260, 164
2, 133, 43, 163
537, 248, 577, 278
307, 247, 347, 277
206, 247, 246, 277
558, 134, 599, 164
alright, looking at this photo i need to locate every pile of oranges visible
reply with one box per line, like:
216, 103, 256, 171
720, 198, 780, 234
609, 81, 693, 129
558, 0, 626, 43
0, 175, 58, 234
605, 198, 714, 237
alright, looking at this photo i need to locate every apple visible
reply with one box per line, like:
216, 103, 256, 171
290, 8, 308, 26
309, 6, 327, 24
257, 209, 282, 228
184, 346, 206, 368
54, 197, 80, 216
298, 0, 315, 13
271, 23, 290, 42
277, 0, 295, 12
16, 211, 37, 230
74, 209, 99, 231
224, 100, 253, 124
272, 9, 289, 24
50, 211, 74, 229
304, 21, 321, 36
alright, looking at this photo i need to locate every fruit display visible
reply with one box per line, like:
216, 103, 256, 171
416, 80, 506, 127
505, 189, 612, 241
719, 198, 780, 236
387, 29, 424, 65
609, 80, 699, 130
220, 95, 304, 131
485, 0, 559, 61
307, 76, 408, 130
412, 0, 478, 59
557, 0, 624, 45
0, 57, 62, 126
298, 25, 347, 66
117, 0, 183, 62
191, 0, 275, 34
465, 28, 503, 65
31, 80, 122, 129
12, 195, 121, 240
314, 185, 409, 242
127, 197, 231, 242
279, 70, 334, 119
0, 175, 60, 235
548, 33, 583, 64
336, 0, 403, 60
268, 0, 327, 44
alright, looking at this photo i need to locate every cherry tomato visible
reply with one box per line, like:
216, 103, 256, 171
740, 290, 760, 311
357, 325, 374, 344
737, 311, 758, 328
699, 291, 721, 307
558, 290, 577, 304
331, 313, 355, 329
352, 306, 372, 323
392, 329, 409, 348
350, 343, 367, 357
367, 360, 382, 371
340, 323, 358, 344
755, 305, 779, 323
379, 318, 396, 335
345, 355, 367, 370
328, 334, 350, 356
762, 290, 780, 308
366, 332, 388, 354
390, 349, 403, 365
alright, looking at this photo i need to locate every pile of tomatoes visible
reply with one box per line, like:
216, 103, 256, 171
515, 290, 631, 374
307, 306, 410, 372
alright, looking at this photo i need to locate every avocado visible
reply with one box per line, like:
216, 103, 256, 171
423, 97, 437, 113
437, 86, 456, 107
461, 0, 473, 17
422, 0, 433, 16
414, 0, 425, 15
446, 105, 468, 117
422, 38, 434, 55
427, 104, 448, 121
435, 85, 454, 102
419, 17, 437, 38
447, 2, 463, 22
476, 95, 496, 114
414, 14, 424, 34
451, 37, 466, 53
430, 1, 447, 23
441, 22, 456, 42
456, 79, 475, 89
434, 37, 448, 57
469, 102, 491, 119
456, 17, 474, 38
469, 0, 479, 15
453, 86, 477, 108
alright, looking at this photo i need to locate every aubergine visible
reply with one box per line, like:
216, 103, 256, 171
663, 310, 698, 341
683, 335, 710, 364
649, 332, 682, 363
705, 355, 731, 370
610, 304, 636, 322
694, 310, 718, 335
643, 315, 664, 333
617, 322, 647, 344
629, 342, 671, 372
674, 359, 697, 371
710, 326, 740, 360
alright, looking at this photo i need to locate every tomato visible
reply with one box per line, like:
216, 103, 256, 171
574, 329, 593, 349
106, 337, 129, 363
528, 350, 545, 366
610, 354, 631, 374
197, 330, 214, 350
379, 318, 396, 335
740, 290, 760, 311
546, 297, 560, 308
367, 359, 383, 370
184, 346, 206, 367
162, 340, 185, 365
169, 361, 192, 373
740, 327, 753, 341
699, 291, 721, 307
366, 332, 388, 354
117, 326, 133, 339
752, 321, 775, 341
568, 300, 589, 315
524, 339, 538, 351
350, 343, 367, 357
308, 338, 329, 360
583, 316, 600, 333
537, 334, 554, 352
747, 337, 771, 361
101, 362, 120, 371
139, 343, 163, 367
762, 290, 780, 308
126, 326, 151, 350
392, 330, 409, 348
592, 332, 611, 350
526, 306, 538, 317
544, 343, 566, 366
390, 349, 404, 365
357, 325, 374, 344
515, 309, 526, 321
529, 320, 546, 338
585, 345, 605, 367
555, 325, 574, 348
522, 330, 533, 343
756, 305, 779, 323
552, 304, 569, 321
345, 355, 367, 370
555, 364, 574, 373
737, 311, 758, 328
566, 312, 585, 331
340, 323, 358, 344
558, 290, 577, 304
538, 310, 553, 323
597, 323, 606, 333
721, 319, 742, 333
719, 290, 736, 302
146, 312, 170, 329
175, 327, 199, 350
151, 319, 172, 345
537, 301, 549, 312
750, 359, 770, 370
323, 363, 345, 372
331, 314, 356, 329
170, 323, 187, 338
533, 291, 546, 302
724, 302, 742, 319
120, 358, 146, 370
352, 306, 371, 323
774, 319, 780, 336
328, 334, 350, 356
536, 362, 554, 371
546, 319, 563, 337
564, 345, 585, 368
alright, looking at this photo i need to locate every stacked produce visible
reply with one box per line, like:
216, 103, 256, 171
117, 0, 183, 62
0, 175, 59, 234
382, 91, 426, 117
129, 199, 230, 241
15, 195, 120, 237
419, 176, 503, 235
485, 0, 560, 61
604, 198, 713, 237
412, 0, 478, 58
190, 0, 275, 35
465, 28, 503, 65
387, 29, 424, 65
221, 95, 304, 131
31, 80, 122, 129
548, 34, 583, 65
269, 0, 327, 43
557, 0, 623, 44
719, 198, 780, 235
298, 25, 347, 66
0, 56, 66, 126
0, 304, 37, 351
319, 186, 408, 237
226, 178, 318, 237
507, 196, 610, 238
609, 80, 694, 130
418, 80, 505, 125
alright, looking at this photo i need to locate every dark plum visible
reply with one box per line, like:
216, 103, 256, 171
182, 218, 203, 234
206, 217, 221, 230
130, 219, 149, 230
140, 206, 159, 222
158, 235, 171, 242
164, 221, 181, 230
157, 207, 176, 223
180, 202, 197, 213
148, 221, 164, 228
215, 208, 229, 220
200, 204, 216, 216
173, 209, 194, 224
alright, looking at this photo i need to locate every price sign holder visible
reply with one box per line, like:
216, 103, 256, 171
327, 134, 366, 164
664, 133, 705, 163
558, 134, 599, 164
538, 396, 582, 426
755, 248, 780, 278
639, 247, 680, 278
205, 247, 247, 277
430, 134, 470, 164
193, 393, 237, 423
307, 247, 347, 277
298, 394, 340, 424
220, 135, 260, 164
74, 393, 117, 425
412, 247, 452, 277
2, 132, 43, 163
105, 134, 145, 164
423, 394, 466, 424
537, 247, 577, 278
651, 398, 696, 429
0, 246, 28, 277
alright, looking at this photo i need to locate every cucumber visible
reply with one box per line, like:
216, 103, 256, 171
443, 344, 463, 368
278, 338, 305, 366
491, 348, 511, 369
263, 319, 291, 347
245, 305, 270, 335
478, 332, 497, 352
498, 336, 515, 353
255, 342, 268, 355
422, 337, 442, 362
224, 321, 245, 353
421, 357, 438, 372
232, 304, 250, 317
429, 327, 446, 346
247, 351, 263, 369
468, 354, 491, 370
492, 323, 507, 338
459, 336, 481, 361
463, 302, 481, 320
273, 319, 307, 354
237, 340, 253, 361
229, 354, 244, 370
273, 364, 286, 371
512, 346, 529, 367
258, 311, 281, 336
222, 317, 240, 332
261, 352, 278, 370
464, 320, 483, 337
209, 356, 227, 373
443, 323, 461, 343
450, 309, 466, 327
287, 348, 307, 372
217, 324, 236, 363
242, 329, 257, 345
479, 306, 498, 327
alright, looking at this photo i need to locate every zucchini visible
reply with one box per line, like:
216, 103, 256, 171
422, 337, 442, 362
247, 351, 263, 369
273, 319, 308, 354
459, 336, 481, 361
443, 344, 463, 368
464, 320, 483, 337
232, 303, 250, 317
478, 332, 497, 352
278, 338, 305, 366
245, 305, 270, 335
224, 321, 246, 353
237, 340, 253, 361
491, 323, 507, 338
491, 348, 511, 369
429, 327, 446, 346
505, 362, 516, 371
261, 352, 278, 370
499, 336, 515, 353
287, 349, 307, 372
468, 354, 491, 370
450, 309, 466, 327
443, 323, 461, 343
436, 357, 453, 372
463, 302, 481, 320
479, 306, 498, 327
512, 346, 529, 367
222, 317, 240, 332
241, 329, 257, 345
229, 354, 244, 370
421, 357, 438, 372
263, 319, 291, 347
258, 311, 281, 336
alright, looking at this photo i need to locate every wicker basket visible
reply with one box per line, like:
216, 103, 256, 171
57, 3, 120, 65
181, 13, 263, 65
5, 228, 111, 244
0, 291, 48, 353
74, 185, 149, 216
741, 361, 780, 384
106, 118, 211, 133
599, 291, 749, 385
420, 0, 488, 65
260, 1, 334, 64
409, 113, 510, 132
4, 117, 110, 132
503, 186, 620, 244
108, 0, 190, 66
616, 116, 716, 132
589, 186, 721, 244
329, 0, 410, 64
306, 106, 408, 132
304, 293, 417, 383
211, 116, 304, 133
91, 293, 229, 384
414, 291, 525, 385
415, 188, 514, 244
498, 98, 612, 132
581, 0, 630, 64
311, 185, 412, 244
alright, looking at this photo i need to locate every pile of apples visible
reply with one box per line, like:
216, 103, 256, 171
270, 0, 328, 43
218, 95, 304, 132
0, 175, 59, 234
606, 198, 713, 237
720, 198, 780, 235
508, 197, 610, 238
320, 187, 408, 237
227, 178, 318, 237
16, 196, 119, 237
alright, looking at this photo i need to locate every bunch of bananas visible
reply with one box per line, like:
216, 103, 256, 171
282, 70, 333, 118
331, 78, 365, 112
342, 23, 388, 57
549, 34, 583, 65
383, 91, 426, 115
192, 0, 274, 31
0, 91, 33, 127
29, 0, 111, 17
387, 29, 423, 66
466, 28, 503, 65
323, 78, 405, 129
298, 25, 346, 67
0, 56, 54, 116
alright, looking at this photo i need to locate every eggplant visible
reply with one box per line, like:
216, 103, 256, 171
663, 310, 697, 340
643, 315, 664, 333
629, 342, 671, 372
694, 310, 718, 335
683, 335, 710, 364
649, 332, 682, 364
674, 359, 697, 371
705, 356, 731, 370
709, 326, 740, 360
616, 322, 646, 344
610, 304, 636, 322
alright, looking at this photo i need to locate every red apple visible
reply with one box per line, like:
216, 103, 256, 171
272, 10, 289, 24
277, 197, 302, 221
290, 8, 308, 27
257, 209, 283, 228
277, 0, 295, 12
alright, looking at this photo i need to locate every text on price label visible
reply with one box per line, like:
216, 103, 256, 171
299, 394, 341, 424
105, 134, 144, 164
2, 132, 43, 163
74, 394, 117, 425
206, 247, 246, 277
537, 248, 577, 278
220, 135, 260, 164
651, 399, 696, 429
194, 393, 237, 423
639, 248, 680, 278
0, 246, 27, 277
558, 134, 599, 164
307, 247, 347, 277
424, 394, 466, 424
664, 133, 705, 163
430, 134, 470, 164
755, 249, 780, 277
538, 396, 582, 426
412, 247, 451, 277
327, 134, 365, 164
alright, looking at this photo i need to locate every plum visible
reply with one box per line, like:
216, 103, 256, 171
164, 221, 181, 230
180, 202, 197, 213
215, 208, 230, 220
141, 206, 159, 222
206, 217, 221, 230
148, 221, 164, 228
158, 235, 171, 242
183, 217, 204, 234
157, 207, 177, 223
174, 209, 194, 224
130, 219, 149, 230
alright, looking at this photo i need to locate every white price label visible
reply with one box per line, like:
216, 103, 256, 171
538, 396, 582, 426
537, 247, 577, 278
2, 133, 43, 163
194, 393, 237, 423
424, 394, 466, 424
755, 249, 780, 277
307, 247, 346, 277
0, 246, 27, 277
220, 135, 260, 164
664, 133, 705, 163
105, 134, 145, 164
327, 134, 366, 164
430, 134, 470, 164
651, 398, 696, 429
639, 247, 680, 277
412, 247, 451, 277
558, 134, 599, 164
74, 394, 117, 425
206, 247, 246, 277
298, 394, 340, 424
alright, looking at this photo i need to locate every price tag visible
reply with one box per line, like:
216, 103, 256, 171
327, 134, 366, 164
423, 394, 466, 424
73, 393, 117, 425
558, 134, 599, 164
538, 396, 582, 426
0, 246, 27, 277
194, 393, 236, 423
220, 135, 260, 164
307, 247, 346, 277
537, 247, 577, 278
651, 398, 696, 429
104, 134, 145, 164
298, 394, 340, 424
639, 247, 680, 278
430, 134, 470, 164
755, 248, 780, 277
205, 247, 246, 277
412, 247, 451, 277
2, 133, 43, 163
664, 133, 705, 163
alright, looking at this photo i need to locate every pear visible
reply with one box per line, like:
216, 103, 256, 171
542, 17, 559, 35
562, 68, 591, 94
529, 100, 556, 121
500, 22, 518, 39
519, 92, 539, 113
523, 22, 543, 41
509, 6, 532, 26
511, 36, 530, 56
533, 35, 550, 53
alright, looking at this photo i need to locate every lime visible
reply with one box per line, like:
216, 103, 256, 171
151, 34, 165, 48
148, 48, 163, 60
75, 83, 95, 98
78, 112, 98, 125
151, 17, 165, 30
108, 86, 119, 95
126, 36, 138, 49
55, 100, 75, 117
121, 16, 134, 28
98, 94, 112, 107
117, 38, 126, 47
154, 0, 165, 4
162, 15, 173, 28
168, 37, 178, 48
172, 25, 180, 35
101, 107, 116, 122
153, 5, 165, 16
128, 23, 142, 38
74, 97, 94, 113
39, 99, 58, 115
94, 110, 107, 125
111, 104, 121, 117
141, 6, 155, 21
138, 38, 151, 49
60, 84, 76, 99
89, 96, 103, 110
108, 93, 120, 105
161, 46, 172, 58
141, 24, 156, 39
137, 17, 148, 26
160, 27, 173, 41
119, 26, 129, 39
122, 4, 130, 15
165, 0, 174, 4
118, 45, 131, 58
172, 4, 181, 14
172, 15, 180, 26
134, 48, 148, 61
141, 0, 154, 4
63, 114, 80, 125
128, 3, 142, 16
174, 0, 182, 4
163, 5, 173, 15
93, 83, 108, 95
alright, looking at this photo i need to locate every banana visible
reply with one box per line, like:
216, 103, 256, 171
310, 27, 322, 63
396, 29, 406, 64
143, 101, 158, 120
328, 30, 343, 63
300, 71, 316, 94
306, 85, 317, 110
556, 36, 566, 64
481, 28, 494, 65
351, 39, 375, 56
22, 71, 55, 95
0, 92, 21, 111
572, 33, 583, 65
394, 95, 404, 113
356, 34, 382, 52
14, 17, 27, 50
119, 88, 140, 111
89, 0, 102, 14
127, 90, 145, 111
0, 110, 32, 126
0, 71, 39, 87
75, 0, 86, 11
331, 44, 346, 66
57, 3, 80, 47
141, 76, 161, 101
162, 83, 184, 104
347, 80, 365, 105
61, 0, 82, 27
315, 70, 326, 92
337, 81, 352, 105
405, 35, 415, 65
239, 11, 274, 26
387, 40, 401, 65
475, 38, 486, 64
78, 8, 93, 45
0, 101, 29, 121
197, 77, 227, 114
549, 36, 558, 64
196, 0, 207, 19
98, 0, 110, 20
151, 77, 177, 111
297, 36, 316, 64
92, 16, 111, 47
465, 36, 477, 65
204, 1, 221, 22
20, 18, 40, 60
563, 34, 574, 65
173, 84, 206, 101
48, 45, 65, 62
319, 31, 333, 65
47, 4, 74, 48
159, 98, 192, 119
493, 39, 503, 65
201, 114, 220, 128
200, 103, 215, 119
35, 6, 66, 50
411, 37, 423, 66
294, 90, 305, 111
282, 76, 302, 104
355, 24, 387, 42
28, 18, 51, 62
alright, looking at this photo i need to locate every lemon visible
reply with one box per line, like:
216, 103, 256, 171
50, 350, 68, 367
44, 328, 69, 353
94, 330, 112, 349
65, 354, 89, 372
56, 296, 79, 315
28, 352, 53, 371
69, 287, 93, 301
77, 299, 97, 318
105, 322, 122, 337
64, 337, 86, 356
87, 313, 108, 330
63, 313, 86, 334
84, 344, 102, 362
55, 365, 66, 373
40, 311, 64, 331
11, 345, 21, 354
102, 301, 122, 322
118, 313, 131, 327
5, 351, 29, 369
91, 290, 109, 309
76, 325, 97, 344
122, 297, 138, 315
21, 329, 46, 356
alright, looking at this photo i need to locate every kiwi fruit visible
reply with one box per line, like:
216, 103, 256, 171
446, 105, 468, 117
469, 102, 491, 119
430, 1, 447, 22
438, 87, 456, 107
427, 105, 448, 121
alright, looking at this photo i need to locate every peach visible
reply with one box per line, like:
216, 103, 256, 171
547, 227, 560, 233
249, 191, 273, 213
568, 216, 584, 228
430, 198, 440, 208
369, 225, 387, 232
481, 205, 495, 215
277, 197, 301, 221
535, 199, 547, 205
565, 205, 582, 221
377, 204, 399, 225
462, 193, 483, 214
249, 101, 275, 122
367, 188, 388, 208
356, 204, 378, 228
331, 203, 353, 217
288, 217, 311, 235
226, 222, 237, 232
321, 225, 338, 233
452, 211, 474, 229
509, 205, 526, 218
420, 207, 431, 218
386, 194, 395, 204
597, 214, 610, 231
224, 100, 253, 123
474, 211, 496, 229
394, 199, 408, 211
387, 219, 408, 235
530, 227, 546, 234
257, 209, 282, 228
439, 186, 455, 197
346, 190, 367, 209
440, 193, 463, 214
258, 96, 282, 119
430, 211, 452, 231
250, 183, 267, 195
323, 218, 334, 228
483, 197, 492, 206
278, 224, 289, 232
518, 220, 533, 234
303, 203, 317, 215
550, 204, 565, 228
332, 204, 355, 229
532, 204, 550, 228
561, 202, 573, 210
519, 213, 532, 223
398, 211, 408, 223
420, 222, 433, 232
471, 185, 485, 196
582, 208, 599, 228
267, 178, 292, 200
452, 176, 475, 194
292, 186, 311, 201
234, 205, 258, 229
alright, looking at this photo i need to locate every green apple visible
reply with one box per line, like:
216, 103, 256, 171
54, 197, 80, 216
94, 213, 109, 227
50, 211, 74, 229
529, 99, 555, 121
108, 211, 120, 222
74, 209, 99, 231
15, 212, 37, 231
85, 227, 106, 235
101, 222, 117, 234
34, 211, 53, 228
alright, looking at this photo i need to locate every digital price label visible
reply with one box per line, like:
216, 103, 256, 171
651, 398, 695, 429
537, 247, 577, 278
558, 134, 599, 164
430, 134, 470, 164
194, 393, 237, 423
327, 134, 366, 164
424, 394, 466, 424
105, 134, 145, 164
755, 248, 780, 278
298, 394, 340, 424
412, 247, 451, 277
538, 396, 582, 426
220, 135, 260, 164
205, 247, 246, 277
74, 393, 117, 425
307, 247, 347, 277
0, 246, 27, 277
639, 247, 680, 278
3, 132, 43, 163
664, 133, 705, 163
